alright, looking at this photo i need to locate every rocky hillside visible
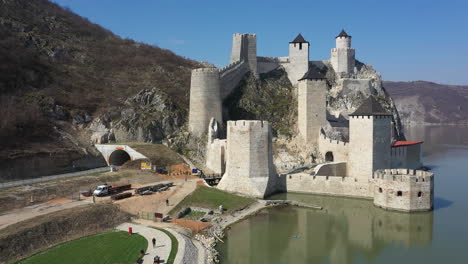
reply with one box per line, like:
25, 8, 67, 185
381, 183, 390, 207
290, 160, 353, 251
0, 0, 202, 179
384, 81, 468, 124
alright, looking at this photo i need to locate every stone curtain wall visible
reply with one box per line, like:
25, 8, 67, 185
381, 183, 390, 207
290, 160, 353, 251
318, 133, 349, 162
373, 169, 434, 211
286, 173, 373, 199
219, 60, 249, 99
257, 56, 289, 74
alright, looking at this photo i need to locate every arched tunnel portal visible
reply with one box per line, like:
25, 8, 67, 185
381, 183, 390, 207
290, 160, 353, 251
109, 149, 131, 166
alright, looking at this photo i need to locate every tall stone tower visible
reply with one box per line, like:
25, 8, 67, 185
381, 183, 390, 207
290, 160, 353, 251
288, 34, 310, 84
217, 120, 282, 198
348, 96, 392, 181
297, 69, 328, 145
230, 33, 258, 77
330, 30, 355, 74
188, 68, 223, 137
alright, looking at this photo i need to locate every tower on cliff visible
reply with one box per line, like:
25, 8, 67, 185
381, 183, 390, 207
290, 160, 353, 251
330, 30, 355, 75
230, 33, 258, 77
348, 96, 392, 181
297, 68, 328, 145
188, 68, 222, 137
289, 34, 310, 83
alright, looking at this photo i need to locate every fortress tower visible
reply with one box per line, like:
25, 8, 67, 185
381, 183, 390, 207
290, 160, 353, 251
330, 30, 355, 74
373, 169, 434, 211
348, 96, 392, 181
230, 33, 258, 77
297, 69, 328, 145
188, 68, 223, 137
288, 34, 310, 84
217, 120, 282, 198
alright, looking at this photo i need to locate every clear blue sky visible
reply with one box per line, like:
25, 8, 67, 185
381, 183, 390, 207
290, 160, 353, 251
53, 0, 468, 85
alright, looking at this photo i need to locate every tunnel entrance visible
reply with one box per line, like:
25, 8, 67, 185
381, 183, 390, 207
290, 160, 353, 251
109, 150, 131, 166
325, 151, 334, 162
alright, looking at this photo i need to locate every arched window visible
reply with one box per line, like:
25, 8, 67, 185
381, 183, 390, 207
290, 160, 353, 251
378, 187, 383, 193
418, 191, 422, 197
397, 191, 403, 197
325, 151, 334, 162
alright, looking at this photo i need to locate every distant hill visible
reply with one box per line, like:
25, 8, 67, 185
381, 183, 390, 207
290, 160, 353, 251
384, 81, 468, 124
0, 0, 202, 179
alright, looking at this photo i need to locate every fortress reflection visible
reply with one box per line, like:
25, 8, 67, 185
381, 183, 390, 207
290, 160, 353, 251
219, 192, 433, 263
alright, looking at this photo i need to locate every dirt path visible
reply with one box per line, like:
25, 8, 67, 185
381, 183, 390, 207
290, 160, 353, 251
117, 178, 198, 215
0, 198, 90, 230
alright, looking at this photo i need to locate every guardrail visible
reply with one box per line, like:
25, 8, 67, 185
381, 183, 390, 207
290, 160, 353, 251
0, 167, 110, 189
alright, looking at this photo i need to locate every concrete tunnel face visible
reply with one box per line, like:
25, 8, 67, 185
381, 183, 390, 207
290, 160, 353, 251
109, 149, 131, 166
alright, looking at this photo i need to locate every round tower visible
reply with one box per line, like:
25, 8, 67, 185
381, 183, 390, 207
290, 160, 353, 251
336, 29, 352, 48
348, 96, 392, 181
188, 68, 223, 137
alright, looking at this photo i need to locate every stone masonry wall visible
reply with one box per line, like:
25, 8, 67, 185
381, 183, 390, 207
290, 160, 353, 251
348, 116, 374, 180
318, 133, 349, 162
188, 68, 223, 137
217, 120, 283, 198
298, 79, 327, 145
286, 173, 373, 199
257, 56, 289, 74
373, 169, 434, 211
331, 47, 355, 74
286, 42, 309, 85
219, 60, 249, 99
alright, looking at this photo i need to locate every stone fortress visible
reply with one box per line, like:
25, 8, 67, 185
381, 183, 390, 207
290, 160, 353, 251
189, 30, 434, 212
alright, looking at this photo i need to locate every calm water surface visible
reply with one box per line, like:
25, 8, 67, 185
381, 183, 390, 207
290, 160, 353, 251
217, 125, 468, 264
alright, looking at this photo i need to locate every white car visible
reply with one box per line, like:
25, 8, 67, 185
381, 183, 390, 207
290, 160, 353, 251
93, 184, 110, 196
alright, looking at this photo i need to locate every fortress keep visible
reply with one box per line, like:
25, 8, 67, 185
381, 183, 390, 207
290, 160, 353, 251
189, 30, 433, 212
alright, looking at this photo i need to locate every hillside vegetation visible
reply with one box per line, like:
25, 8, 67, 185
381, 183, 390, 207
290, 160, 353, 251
0, 0, 202, 177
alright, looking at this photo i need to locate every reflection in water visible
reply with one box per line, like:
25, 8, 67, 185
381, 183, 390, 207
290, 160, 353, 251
218, 125, 468, 263
218, 193, 433, 264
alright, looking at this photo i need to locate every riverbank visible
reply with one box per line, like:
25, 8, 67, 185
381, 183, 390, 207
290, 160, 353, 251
194, 199, 322, 263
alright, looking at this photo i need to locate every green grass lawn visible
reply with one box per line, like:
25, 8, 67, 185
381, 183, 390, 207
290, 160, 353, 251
169, 186, 255, 216
18, 231, 147, 264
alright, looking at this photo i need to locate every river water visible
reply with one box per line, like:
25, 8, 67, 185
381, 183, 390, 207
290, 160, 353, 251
217, 125, 468, 264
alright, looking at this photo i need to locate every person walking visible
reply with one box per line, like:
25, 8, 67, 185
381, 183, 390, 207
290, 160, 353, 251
152, 237, 156, 248
166, 199, 169, 206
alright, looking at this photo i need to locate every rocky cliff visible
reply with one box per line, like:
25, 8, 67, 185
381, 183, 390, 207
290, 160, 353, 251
0, 0, 202, 180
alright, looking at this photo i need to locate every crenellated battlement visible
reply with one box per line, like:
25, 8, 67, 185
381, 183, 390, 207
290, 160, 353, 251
374, 169, 433, 182
319, 130, 348, 146
257, 56, 290, 63
192, 67, 220, 74
228, 120, 270, 129
219, 60, 242, 74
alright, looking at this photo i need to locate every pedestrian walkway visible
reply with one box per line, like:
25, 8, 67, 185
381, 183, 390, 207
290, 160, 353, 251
117, 223, 172, 264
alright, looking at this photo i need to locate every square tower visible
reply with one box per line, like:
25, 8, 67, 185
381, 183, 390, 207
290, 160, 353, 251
297, 69, 328, 145
348, 96, 392, 181
288, 34, 310, 84
330, 30, 355, 75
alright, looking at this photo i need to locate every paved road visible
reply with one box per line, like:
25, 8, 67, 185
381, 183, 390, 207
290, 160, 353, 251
0, 198, 91, 230
0, 167, 110, 189
117, 223, 172, 264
